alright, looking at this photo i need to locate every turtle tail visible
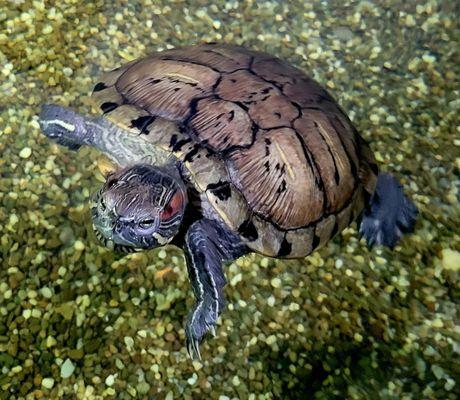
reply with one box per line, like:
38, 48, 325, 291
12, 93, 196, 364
359, 173, 418, 249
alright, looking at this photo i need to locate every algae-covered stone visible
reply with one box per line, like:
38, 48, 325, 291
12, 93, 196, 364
60, 358, 75, 378
441, 249, 460, 271
41, 377, 54, 389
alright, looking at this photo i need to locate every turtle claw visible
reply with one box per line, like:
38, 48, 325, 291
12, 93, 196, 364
209, 326, 216, 337
186, 337, 202, 361
185, 301, 219, 360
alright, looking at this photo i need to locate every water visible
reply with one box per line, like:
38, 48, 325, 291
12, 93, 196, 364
0, 1, 459, 399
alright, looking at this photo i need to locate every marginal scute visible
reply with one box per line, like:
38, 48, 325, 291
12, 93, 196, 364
277, 237, 292, 257
93, 82, 108, 92
285, 226, 314, 258
185, 147, 228, 192
206, 181, 232, 201
357, 135, 378, 197
336, 198, 355, 233
249, 215, 284, 256
238, 218, 259, 241
315, 214, 336, 247
103, 104, 150, 133
100, 102, 118, 114
206, 183, 249, 232
142, 118, 185, 147
91, 85, 123, 112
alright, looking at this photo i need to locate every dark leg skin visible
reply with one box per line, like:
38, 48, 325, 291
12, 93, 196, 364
360, 173, 418, 248
39, 104, 173, 167
39, 104, 95, 150
183, 218, 248, 360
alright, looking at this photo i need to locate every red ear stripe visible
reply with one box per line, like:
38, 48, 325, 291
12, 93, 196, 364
160, 190, 184, 220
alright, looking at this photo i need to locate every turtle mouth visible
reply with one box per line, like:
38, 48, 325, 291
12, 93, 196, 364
91, 194, 145, 254
92, 223, 141, 254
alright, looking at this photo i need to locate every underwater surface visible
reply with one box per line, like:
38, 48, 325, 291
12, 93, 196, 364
0, 0, 459, 399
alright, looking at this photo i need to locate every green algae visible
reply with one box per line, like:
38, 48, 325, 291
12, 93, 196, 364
0, 0, 459, 399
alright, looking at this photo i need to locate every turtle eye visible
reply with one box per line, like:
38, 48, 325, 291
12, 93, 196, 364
160, 190, 184, 220
161, 204, 174, 220
106, 178, 117, 189
139, 219, 156, 229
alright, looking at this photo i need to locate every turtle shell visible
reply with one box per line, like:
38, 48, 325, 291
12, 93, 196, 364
90, 43, 378, 258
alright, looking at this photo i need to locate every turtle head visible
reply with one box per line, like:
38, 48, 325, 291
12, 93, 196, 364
91, 164, 187, 253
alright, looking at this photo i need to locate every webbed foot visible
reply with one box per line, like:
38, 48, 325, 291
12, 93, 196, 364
360, 173, 418, 248
185, 296, 220, 360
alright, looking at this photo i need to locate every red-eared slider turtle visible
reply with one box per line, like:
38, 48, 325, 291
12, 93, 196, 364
39, 43, 417, 359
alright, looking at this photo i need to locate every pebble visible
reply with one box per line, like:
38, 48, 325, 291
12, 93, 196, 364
105, 374, 116, 386
41, 378, 54, 389
74, 240, 85, 251
270, 277, 282, 288
19, 147, 32, 158
60, 358, 75, 378
441, 249, 459, 271
40, 287, 53, 298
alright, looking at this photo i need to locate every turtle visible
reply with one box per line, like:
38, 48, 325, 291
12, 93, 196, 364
38, 43, 417, 359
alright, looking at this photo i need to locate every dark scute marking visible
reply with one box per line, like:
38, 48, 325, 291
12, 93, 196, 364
331, 222, 339, 238
150, 78, 162, 84
265, 138, 272, 145
100, 102, 118, 113
171, 136, 192, 152
274, 112, 281, 118
334, 169, 340, 185
228, 110, 235, 121
277, 237, 292, 257
169, 134, 178, 148
206, 180, 232, 201
130, 115, 156, 134
238, 219, 259, 241
93, 82, 107, 92
313, 120, 340, 185
183, 145, 200, 162
312, 234, 320, 249
234, 101, 249, 111
363, 189, 372, 206
370, 162, 379, 175
332, 115, 358, 178
264, 160, 270, 171
277, 179, 287, 193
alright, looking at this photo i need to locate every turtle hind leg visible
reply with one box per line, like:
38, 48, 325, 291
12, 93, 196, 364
39, 104, 92, 151
359, 172, 418, 249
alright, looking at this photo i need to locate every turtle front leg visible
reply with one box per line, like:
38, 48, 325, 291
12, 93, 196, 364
39, 104, 97, 151
184, 219, 247, 360
39, 104, 173, 168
